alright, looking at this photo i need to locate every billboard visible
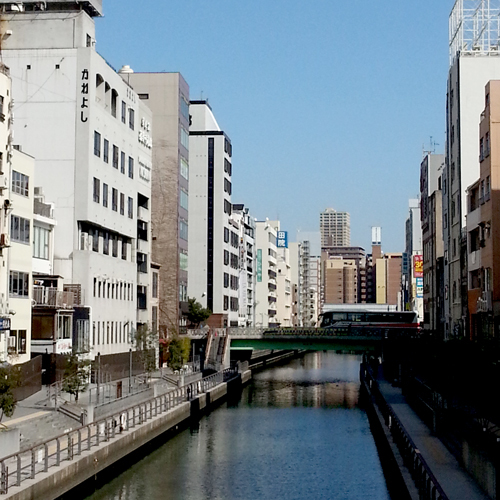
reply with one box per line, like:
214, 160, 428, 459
413, 254, 423, 278
416, 277, 423, 298
277, 231, 288, 248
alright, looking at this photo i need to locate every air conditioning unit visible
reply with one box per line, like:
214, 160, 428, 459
0, 233, 10, 248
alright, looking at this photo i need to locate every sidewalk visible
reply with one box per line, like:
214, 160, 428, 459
377, 379, 490, 500
2, 370, 178, 450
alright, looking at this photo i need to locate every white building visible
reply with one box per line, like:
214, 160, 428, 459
445, 0, 500, 337
255, 221, 278, 327
188, 101, 238, 326
231, 204, 256, 327
0, 1, 153, 358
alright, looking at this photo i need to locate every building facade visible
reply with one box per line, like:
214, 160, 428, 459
420, 153, 445, 333
127, 72, 190, 336
1, 1, 153, 358
320, 208, 350, 247
445, 0, 500, 338
188, 101, 238, 326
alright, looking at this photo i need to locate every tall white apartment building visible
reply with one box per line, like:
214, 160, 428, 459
269, 222, 292, 327
255, 221, 278, 327
188, 101, 238, 326
445, 0, 500, 338
231, 204, 256, 327
320, 208, 350, 247
0, 1, 153, 358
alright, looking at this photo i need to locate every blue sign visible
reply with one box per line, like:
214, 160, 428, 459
0, 317, 11, 331
277, 231, 288, 248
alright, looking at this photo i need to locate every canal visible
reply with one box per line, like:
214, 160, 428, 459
84, 352, 391, 500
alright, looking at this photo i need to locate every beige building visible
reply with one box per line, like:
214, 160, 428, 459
322, 257, 357, 305
127, 72, 190, 336
375, 254, 403, 306
320, 208, 350, 247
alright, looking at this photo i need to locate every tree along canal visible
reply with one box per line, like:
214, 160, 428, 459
83, 352, 391, 500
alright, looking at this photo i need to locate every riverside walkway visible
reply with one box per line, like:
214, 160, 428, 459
363, 366, 490, 500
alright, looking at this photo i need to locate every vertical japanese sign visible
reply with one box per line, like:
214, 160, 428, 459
416, 278, 424, 298
257, 249, 262, 282
413, 254, 423, 278
277, 231, 288, 248
80, 68, 89, 122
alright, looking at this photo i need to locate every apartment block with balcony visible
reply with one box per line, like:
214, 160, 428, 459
466, 80, 500, 339
255, 221, 278, 327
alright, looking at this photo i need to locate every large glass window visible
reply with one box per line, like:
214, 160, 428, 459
33, 226, 50, 259
180, 97, 189, 120
112, 188, 118, 211
179, 252, 188, 271
128, 156, 134, 179
12, 171, 29, 197
103, 139, 109, 163
120, 151, 126, 174
11, 215, 30, 244
129, 108, 135, 130
113, 145, 119, 169
103, 183, 108, 208
128, 197, 133, 219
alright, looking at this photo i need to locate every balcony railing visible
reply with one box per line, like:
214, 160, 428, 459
32, 287, 74, 309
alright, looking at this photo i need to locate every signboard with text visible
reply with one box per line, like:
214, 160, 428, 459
277, 231, 288, 248
257, 249, 262, 282
413, 255, 423, 278
416, 277, 423, 298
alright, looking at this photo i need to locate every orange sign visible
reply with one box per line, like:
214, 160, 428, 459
413, 255, 423, 278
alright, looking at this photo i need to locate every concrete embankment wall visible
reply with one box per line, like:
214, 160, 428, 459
5, 379, 233, 500
360, 380, 418, 500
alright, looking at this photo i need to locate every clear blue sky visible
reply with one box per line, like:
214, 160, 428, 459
97, 1, 453, 252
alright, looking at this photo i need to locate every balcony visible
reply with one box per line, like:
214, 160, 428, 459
32, 286, 74, 309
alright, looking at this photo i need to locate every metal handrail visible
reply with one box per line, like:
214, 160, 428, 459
0, 367, 239, 495
361, 364, 449, 500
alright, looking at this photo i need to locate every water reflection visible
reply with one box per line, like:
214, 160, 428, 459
85, 352, 390, 500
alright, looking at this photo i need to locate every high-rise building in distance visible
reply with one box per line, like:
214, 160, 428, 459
320, 208, 350, 247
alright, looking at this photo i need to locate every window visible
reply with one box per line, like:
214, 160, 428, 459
180, 252, 188, 271
223, 295, 229, 311
224, 250, 229, 265
224, 159, 232, 176
180, 189, 188, 210
94, 131, 101, 157
121, 101, 126, 123
224, 178, 232, 195
112, 235, 118, 257
231, 232, 239, 248
112, 188, 118, 211
180, 97, 189, 120
103, 231, 109, 255
91, 228, 99, 252
137, 285, 147, 309
11, 215, 30, 244
138, 93, 149, 100
230, 297, 238, 311
129, 108, 135, 130
113, 145, 119, 169
137, 252, 148, 273
224, 273, 229, 288
180, 157, 189, 180
152, 272, 159, 298
12, 171, 29, 197
93, 177, 100, 203
121, 151, 126, 174
224, 199, 232, 215
33, 226, 49, 259
181, 127, 189, 150
180, 220, 188, 240
120, 193, 125, 215
103, 183, 108, 207
128, 197, 133, 219
121, 238, 128, 260
138, 220, 148, 240
128, 156, 134, 178
230, 253, 238, 268
103, 139, 109, 163
224, 227, 230, 243
9, 271, 29, 297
